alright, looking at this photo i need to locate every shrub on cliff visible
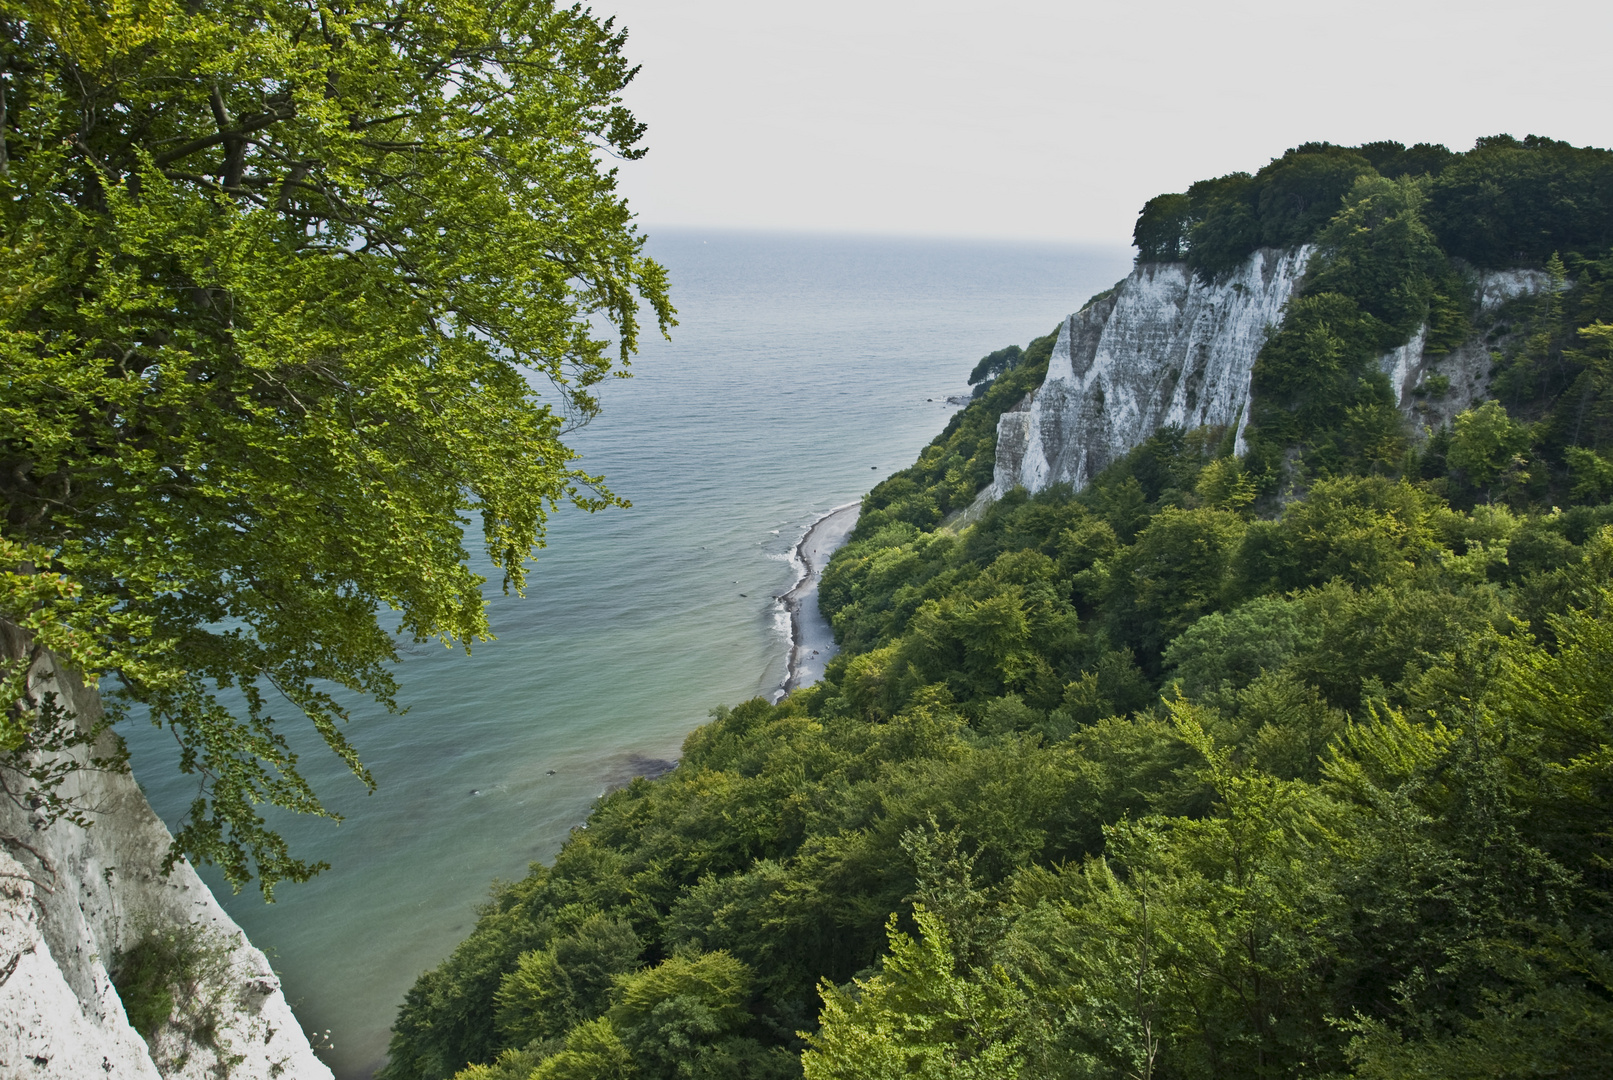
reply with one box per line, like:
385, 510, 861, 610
853, 325, 1061, 537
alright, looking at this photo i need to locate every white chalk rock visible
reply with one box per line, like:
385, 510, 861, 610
0, 629, 334, 1080
0, 848, 162, 1079
988, 253, 1555, 502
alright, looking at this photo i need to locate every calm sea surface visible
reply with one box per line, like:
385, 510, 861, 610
123, 230, 1132, 1077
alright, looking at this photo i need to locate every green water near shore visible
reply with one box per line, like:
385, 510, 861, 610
122, 229, 1132, 1076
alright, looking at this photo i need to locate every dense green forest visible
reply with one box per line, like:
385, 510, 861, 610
384, 137, 1613, 1080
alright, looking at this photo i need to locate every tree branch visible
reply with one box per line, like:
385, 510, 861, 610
152, 106, 294, 168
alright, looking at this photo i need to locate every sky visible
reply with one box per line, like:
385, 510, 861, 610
597, 0, 1613, 245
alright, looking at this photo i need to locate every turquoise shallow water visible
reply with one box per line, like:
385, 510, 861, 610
122, 230, 1132, 1077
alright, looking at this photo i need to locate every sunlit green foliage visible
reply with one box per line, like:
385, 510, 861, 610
1307, 176, 1449, 342
391, 400, 1613, 1078
496, 914, 641, 1047
802, 907, 1026, 1080
0, 0, 670, 893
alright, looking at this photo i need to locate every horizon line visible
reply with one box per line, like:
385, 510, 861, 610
635, 221, 1134, 250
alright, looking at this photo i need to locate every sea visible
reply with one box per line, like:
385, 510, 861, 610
122, 230, 1133, 1078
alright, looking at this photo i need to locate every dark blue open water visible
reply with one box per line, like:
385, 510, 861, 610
123, 230, 1132, 1077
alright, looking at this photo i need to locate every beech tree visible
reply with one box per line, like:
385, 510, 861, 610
0, 0, 672, 895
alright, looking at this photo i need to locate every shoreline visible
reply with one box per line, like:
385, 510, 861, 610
776, 502, 861, 698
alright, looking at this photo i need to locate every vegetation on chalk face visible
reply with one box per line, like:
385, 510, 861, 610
1306, 175, 1449, 342
1491, 251, 1613, 449
1133, 134, 1613, 496
114, 932, 187, 1039
967, 343, 1023, 388
112, 924, 241, 1073
1238, 171, 1436, 479
1236, 161, 1613, 496
0, 0, 671, 895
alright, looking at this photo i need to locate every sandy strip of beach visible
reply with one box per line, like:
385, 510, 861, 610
776, 502, 861, 698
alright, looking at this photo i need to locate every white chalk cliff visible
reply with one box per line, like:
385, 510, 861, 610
1379, 267, 1554, 432
0, 625, 333, 1080
989, 247, 1552, 500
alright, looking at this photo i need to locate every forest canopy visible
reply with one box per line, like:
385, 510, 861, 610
391, 135, 1613, 1080
1132, 136, 1613, 277
0, 0, 671, 894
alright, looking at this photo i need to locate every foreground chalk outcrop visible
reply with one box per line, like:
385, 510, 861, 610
989, 248, 1552, 501
0, 627, 333, 1080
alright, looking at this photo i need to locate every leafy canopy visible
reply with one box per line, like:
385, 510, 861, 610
1132, 135, 1613, 278
0, 0, 672, 895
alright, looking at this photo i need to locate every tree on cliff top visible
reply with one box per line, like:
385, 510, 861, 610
0, 0, 672, 896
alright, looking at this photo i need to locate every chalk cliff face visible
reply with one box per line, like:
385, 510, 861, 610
991, 249, 1551, 499
992, 248, 1310, 497
0, 628, 333, 1080
1385, 267, 1552, 432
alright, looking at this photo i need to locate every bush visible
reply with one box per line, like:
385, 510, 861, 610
495, 914, 640, 1046
111, 923, 239, 1075
853, 325, 1062, 537
1309, 176, 1447, 343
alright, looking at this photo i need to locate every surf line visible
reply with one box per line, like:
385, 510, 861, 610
775, 502, 862, 700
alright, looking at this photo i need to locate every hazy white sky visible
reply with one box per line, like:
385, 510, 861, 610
598, 0, 1612, 245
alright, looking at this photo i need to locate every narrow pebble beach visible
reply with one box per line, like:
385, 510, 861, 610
122, 231, 1132, 1077
778, 502, 861, 697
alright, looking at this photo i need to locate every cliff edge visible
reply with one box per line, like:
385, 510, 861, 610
0, 626, 333, 1080
989, 248, 1553, 502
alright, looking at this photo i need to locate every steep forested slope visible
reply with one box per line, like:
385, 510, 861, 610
385, 136, 1613, 1080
